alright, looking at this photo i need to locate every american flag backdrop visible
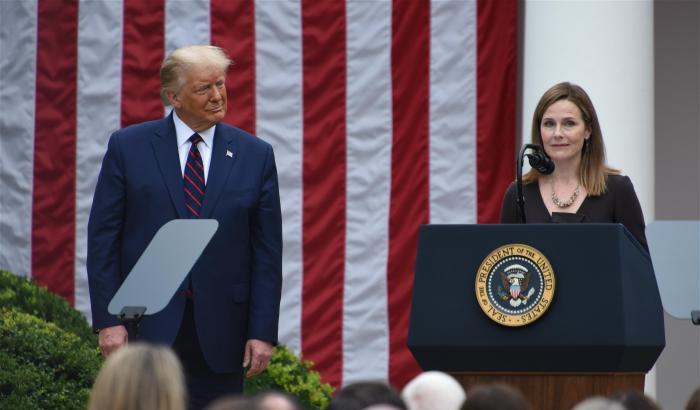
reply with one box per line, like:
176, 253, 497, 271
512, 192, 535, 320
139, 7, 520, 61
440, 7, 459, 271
0, 0, 517, 389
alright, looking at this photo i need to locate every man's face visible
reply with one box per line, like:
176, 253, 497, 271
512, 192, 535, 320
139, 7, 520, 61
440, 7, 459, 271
170, 64, 227, 132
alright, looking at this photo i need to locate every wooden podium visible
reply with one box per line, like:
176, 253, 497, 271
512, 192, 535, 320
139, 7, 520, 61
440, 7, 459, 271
408, 224, 665, 410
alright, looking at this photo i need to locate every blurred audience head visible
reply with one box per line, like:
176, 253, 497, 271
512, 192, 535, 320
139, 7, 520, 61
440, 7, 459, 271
571, 397, 625, 410
687, 385, 700, 410
254, 390, 303, 410
329, 381, 407, 410
401, 371, 466, 410
205, 395, 257, 410
88, 342, 186, 410
462, 383, 530, 410
609, 389, 661, 410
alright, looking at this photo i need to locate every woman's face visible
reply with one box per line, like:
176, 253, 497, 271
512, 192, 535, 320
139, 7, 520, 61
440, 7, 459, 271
540, 99, 590, 164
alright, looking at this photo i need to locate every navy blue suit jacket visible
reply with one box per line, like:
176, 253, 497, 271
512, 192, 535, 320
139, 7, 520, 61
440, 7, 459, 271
87, 113, 282, 373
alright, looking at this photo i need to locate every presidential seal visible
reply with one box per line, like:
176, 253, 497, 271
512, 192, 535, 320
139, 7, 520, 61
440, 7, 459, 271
474, 244, 555, 327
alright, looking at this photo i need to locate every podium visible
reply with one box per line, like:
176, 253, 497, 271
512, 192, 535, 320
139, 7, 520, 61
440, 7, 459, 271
408, 224, 665, 409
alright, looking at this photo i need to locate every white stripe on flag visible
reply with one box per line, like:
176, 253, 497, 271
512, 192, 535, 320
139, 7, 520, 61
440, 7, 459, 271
255, 0, 304, 355
429, 0, 477, 224
0, 0, 37, 279
165, 0, 210, 118
343, 0, 393, 384
75, 0, 125, 321
165, 0, 210, 55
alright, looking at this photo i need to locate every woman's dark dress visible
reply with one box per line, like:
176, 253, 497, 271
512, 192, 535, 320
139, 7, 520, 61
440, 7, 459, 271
500, 174, 648, 252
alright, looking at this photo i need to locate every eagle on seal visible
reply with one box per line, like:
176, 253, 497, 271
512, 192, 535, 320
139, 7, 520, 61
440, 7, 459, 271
500, 264, 531, 301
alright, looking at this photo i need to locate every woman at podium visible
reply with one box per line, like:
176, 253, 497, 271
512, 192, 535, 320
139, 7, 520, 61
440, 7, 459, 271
500, 82, 648, 252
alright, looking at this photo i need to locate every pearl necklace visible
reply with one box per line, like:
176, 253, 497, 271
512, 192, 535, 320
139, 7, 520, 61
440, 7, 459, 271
550, 178, 580, 208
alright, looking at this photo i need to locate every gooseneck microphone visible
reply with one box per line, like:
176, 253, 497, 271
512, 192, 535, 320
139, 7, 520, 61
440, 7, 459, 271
516, 144, 555, 223
525, 149, 555, 175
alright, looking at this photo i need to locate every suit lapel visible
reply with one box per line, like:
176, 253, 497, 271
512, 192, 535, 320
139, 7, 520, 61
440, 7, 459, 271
152, 114, 187, 218
200, 126, 237, 218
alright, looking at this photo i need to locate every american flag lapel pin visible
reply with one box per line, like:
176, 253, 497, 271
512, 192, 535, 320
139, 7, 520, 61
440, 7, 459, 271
226, 149, 233, 158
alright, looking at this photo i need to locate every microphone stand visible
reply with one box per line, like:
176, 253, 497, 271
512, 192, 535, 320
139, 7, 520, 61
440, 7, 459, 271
516, 145, 529, 224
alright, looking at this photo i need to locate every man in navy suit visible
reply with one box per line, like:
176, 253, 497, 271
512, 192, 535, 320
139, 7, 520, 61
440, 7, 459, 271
87, 45, 282, 409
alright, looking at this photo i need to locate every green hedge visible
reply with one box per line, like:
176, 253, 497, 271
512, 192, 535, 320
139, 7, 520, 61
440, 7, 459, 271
0, 270, 96, 345
0, 270, 333, 409
245, 345, 334, 409
0, 309, 102, 410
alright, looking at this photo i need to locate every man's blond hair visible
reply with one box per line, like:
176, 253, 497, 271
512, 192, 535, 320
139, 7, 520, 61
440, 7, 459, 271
160, 45, 232, 105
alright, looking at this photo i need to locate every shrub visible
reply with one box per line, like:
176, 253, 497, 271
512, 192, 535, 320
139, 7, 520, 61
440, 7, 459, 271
0, 271, 333, 408
0, 309, 103, 410
0, 270, 96, 345
245, 345, 334, 410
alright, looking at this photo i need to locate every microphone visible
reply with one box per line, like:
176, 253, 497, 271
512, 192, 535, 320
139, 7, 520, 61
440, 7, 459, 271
515, 144, 555, 223
525, 149, 555, 175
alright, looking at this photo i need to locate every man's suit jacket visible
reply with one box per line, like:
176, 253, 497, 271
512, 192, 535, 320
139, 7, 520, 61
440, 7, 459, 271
87, 113, 282, 373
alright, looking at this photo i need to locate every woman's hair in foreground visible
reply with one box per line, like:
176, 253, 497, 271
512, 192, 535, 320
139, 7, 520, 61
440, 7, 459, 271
524, 81, 619, 196
88, 342, 186, 410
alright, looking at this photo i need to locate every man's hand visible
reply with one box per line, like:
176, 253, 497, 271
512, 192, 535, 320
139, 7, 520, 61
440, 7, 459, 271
98, 325, 128, 357
243, 339, 273, 377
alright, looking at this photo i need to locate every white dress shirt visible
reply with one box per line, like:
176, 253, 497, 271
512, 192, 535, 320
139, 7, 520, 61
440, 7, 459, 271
173, 110, 214, 184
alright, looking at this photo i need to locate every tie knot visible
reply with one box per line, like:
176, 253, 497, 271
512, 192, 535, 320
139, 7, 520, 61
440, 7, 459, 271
189, 134, 204, 146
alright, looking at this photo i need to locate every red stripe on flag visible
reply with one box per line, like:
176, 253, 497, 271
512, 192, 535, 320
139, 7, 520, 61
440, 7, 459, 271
121, 0, 165, 127
32, 0, 79, 304
301, 0, 347, 388
388, 0, 430, 388
211, 0, 256, 134
476, 0, 518, 223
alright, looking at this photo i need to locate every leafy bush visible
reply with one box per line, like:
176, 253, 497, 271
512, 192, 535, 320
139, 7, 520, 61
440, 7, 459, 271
0, 271, 333, 409
0, 270, 96, 345
0, 309, 103, 410
245, 345, 334, 409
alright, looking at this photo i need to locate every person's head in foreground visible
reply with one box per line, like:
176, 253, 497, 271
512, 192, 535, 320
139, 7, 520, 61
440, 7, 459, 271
204, 395, 257, 410
330, 381, 407, 410
609, 389, 661, 410
461, 383, 531, 410
401, 371, 466, 410
571, 397, 625, 410
88, 342, 186, 410
254, 390, 304, 410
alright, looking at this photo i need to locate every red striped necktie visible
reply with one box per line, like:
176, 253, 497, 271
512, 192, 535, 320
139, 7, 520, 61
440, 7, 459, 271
184, 134, 206, 218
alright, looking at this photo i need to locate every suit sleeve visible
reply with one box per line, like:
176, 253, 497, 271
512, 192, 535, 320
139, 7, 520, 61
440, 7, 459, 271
247, 144, 283, 343
87, 133, 126, 331
500, 181, 520, 223
613, 175, 649, 253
